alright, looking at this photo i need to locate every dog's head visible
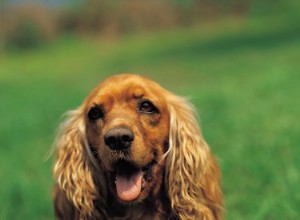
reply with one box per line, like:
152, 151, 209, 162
53, 74, 223, 219
84, 74, 170, 202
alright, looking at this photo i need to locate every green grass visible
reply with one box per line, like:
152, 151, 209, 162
1, 16, 300, 219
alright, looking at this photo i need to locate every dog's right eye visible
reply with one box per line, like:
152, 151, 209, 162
88, 107, 104, 120
139, 100, 158, 114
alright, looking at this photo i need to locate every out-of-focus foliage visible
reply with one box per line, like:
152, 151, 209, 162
3, 0, 300, 50
3, 6, 57, 50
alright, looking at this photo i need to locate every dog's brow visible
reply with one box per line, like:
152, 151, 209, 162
133, 93, 144, 99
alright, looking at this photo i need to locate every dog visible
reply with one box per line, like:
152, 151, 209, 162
53, 74, 223, 219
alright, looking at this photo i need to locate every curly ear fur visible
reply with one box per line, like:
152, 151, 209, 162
53, 108, 98, 217
166, 95, 223, 220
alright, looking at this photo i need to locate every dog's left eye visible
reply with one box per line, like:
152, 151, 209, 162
139, 100, 158, 114
88, 107, 104, 120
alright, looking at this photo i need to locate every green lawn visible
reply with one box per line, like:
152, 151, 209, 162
1, 16, 300, 219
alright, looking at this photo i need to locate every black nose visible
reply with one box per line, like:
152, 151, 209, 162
104, 127, 134, 150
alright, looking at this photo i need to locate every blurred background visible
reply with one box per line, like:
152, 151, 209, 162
1, 0, 300, 219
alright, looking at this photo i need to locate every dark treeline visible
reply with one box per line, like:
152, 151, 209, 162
2, 0, 298, 49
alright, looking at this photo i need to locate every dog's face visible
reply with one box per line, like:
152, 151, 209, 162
84, 75, 170, 203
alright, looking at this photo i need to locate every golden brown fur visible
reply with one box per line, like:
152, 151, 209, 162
53, 74, 223, 220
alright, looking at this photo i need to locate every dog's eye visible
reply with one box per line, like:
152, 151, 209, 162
139, 100, 158, 114
88, 107, 104, 120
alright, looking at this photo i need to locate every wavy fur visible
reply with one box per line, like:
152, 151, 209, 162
53, 109, 98, 217
166, 95, 223, 219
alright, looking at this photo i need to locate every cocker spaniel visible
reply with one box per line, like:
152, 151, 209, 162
53, 74, 223, 220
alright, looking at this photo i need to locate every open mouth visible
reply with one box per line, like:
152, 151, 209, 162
111, 160, 154, 202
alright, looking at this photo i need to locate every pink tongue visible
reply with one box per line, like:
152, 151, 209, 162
116, 171, 143, 201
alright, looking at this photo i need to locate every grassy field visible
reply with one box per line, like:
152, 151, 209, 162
1, 15, 300, 219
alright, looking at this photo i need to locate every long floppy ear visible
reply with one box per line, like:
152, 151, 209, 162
165, 95, 223, 220
53, 108, 98, 217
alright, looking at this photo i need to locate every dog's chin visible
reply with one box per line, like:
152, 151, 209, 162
107, 159, 155, 203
